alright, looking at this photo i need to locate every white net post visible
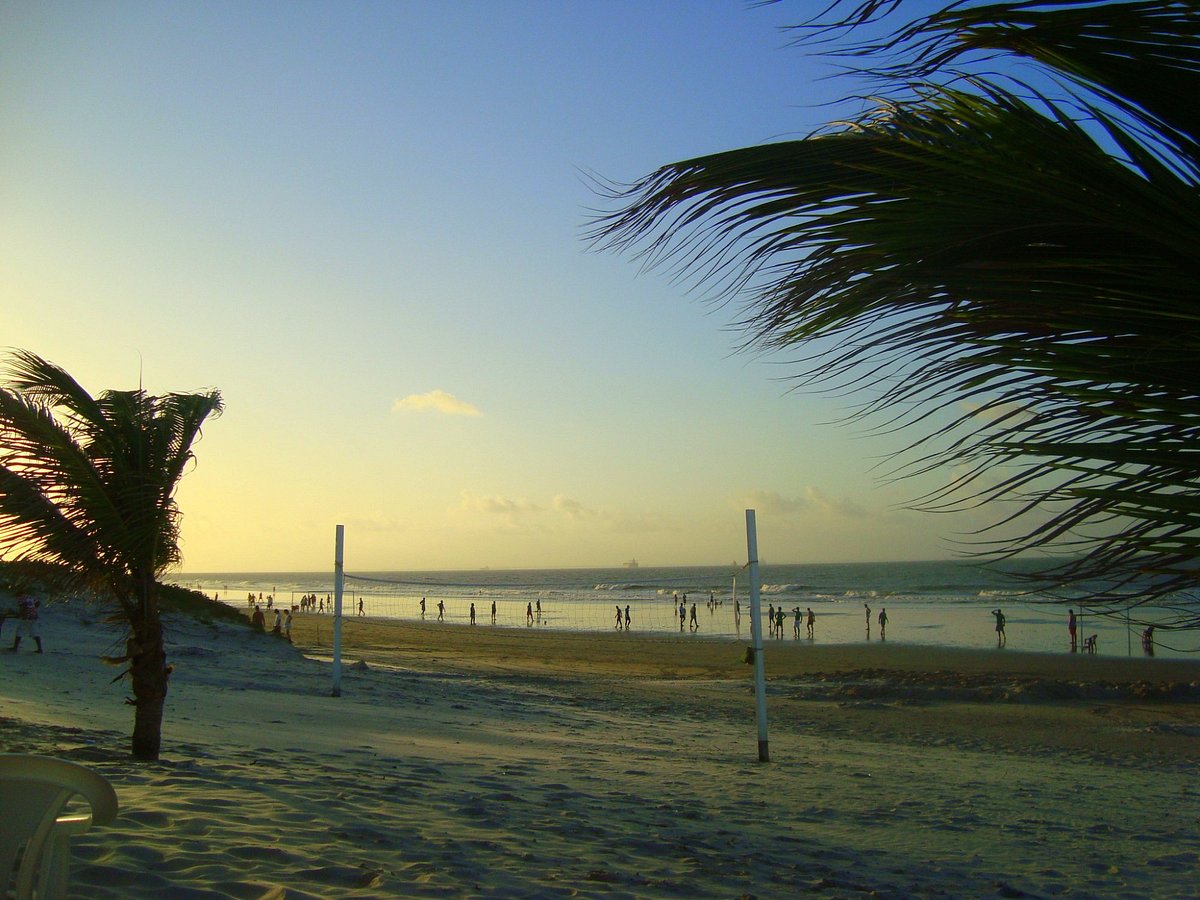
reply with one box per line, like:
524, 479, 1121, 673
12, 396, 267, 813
332, 524, 345, 697
746, 509, 769, 762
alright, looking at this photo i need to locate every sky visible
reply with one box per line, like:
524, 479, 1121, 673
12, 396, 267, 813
1, 0, 995, 572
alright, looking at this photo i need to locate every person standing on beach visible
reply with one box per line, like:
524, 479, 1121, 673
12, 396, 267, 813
768, 604, 775, 637
615, 605, 623, 629
679, 601, 686, 631
689, 602, 699, 632
526, 601, 533, 626
283, 609, 293, 643
10, 594, 43, 653
865, 602, 871, 636
878, 608, 888, 640
272, 609, 282, 636
420, 597, 426, 619
470, 603, 476, 625
992, 608, 1006, 646
251, 604, 265, 632
624, 605, 631, 630
806, 607, 815, 640
357, 598, 365, 617
437, 600, 445, 622
535, 598, 542, 623
793, 607, 802, 638
1068, 609, 1077, 652
491, 600, 497, 624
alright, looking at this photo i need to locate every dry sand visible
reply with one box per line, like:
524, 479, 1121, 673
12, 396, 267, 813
3, 604, 1199, 898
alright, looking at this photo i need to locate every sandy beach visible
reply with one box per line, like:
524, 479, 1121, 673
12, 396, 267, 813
3, 602, 1198, 898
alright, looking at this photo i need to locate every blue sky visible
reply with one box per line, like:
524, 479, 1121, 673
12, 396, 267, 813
2, 0, 991, 571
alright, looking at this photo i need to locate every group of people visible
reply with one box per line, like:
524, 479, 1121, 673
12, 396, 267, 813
418, 596, 503, 625
250, 602, 293, 643
247, 592, 273, 609
296, 593, 331, 613
678, 597, 700, 632
761, 604, 817, 640
991, 607, 1156, 656
863, 603, 889, 639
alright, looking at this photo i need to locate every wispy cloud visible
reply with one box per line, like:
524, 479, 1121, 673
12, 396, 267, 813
744, 489, 809, 515
458, 491, 544, 521
743, 487, 866, 519
805, 486, 867, 518
552, 494, 597, 520
392, 390, 481, 417
455, 490, 670, 536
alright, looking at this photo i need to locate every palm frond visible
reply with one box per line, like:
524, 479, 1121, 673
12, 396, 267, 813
0, 352, 223, 595
593, 1, 1200, 613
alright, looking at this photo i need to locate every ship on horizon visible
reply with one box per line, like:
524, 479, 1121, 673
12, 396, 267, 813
623, 558, 639, 569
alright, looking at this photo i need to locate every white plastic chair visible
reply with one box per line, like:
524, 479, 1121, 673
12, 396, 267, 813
0, 754, 118, 900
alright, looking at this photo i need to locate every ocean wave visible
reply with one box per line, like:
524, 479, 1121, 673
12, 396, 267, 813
593, 582, 659, 592
843, 589, 881, 599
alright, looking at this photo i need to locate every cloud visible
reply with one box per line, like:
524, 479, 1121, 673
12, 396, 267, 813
392, 390, 481, 417
743, 487, 866, 519
455, 491, 549, 532
459, 491, 544, 517
804, 486, 867, 519
744, 490, 809, 516
552, 494, 597, 520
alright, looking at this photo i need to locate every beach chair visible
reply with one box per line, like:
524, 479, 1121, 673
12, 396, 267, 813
1083, 634, 1098, 655
0, 754, 119, 900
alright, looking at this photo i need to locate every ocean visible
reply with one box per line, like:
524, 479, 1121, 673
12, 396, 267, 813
176, 559, 1198, 659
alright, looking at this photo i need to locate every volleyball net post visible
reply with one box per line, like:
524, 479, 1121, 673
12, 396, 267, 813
746, 509, 770, 763
332, 524, 345, 697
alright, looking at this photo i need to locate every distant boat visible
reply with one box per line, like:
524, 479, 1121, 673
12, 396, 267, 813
623, 558, 639, 568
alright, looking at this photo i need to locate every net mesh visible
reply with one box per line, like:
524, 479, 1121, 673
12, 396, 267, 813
335, 571, 745, 639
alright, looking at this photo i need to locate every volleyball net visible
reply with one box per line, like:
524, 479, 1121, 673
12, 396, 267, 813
332, 569, 748, 640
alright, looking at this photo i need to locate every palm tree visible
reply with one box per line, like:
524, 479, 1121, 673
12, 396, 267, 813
593, 1, 1200, 628
0, 350, 223, 759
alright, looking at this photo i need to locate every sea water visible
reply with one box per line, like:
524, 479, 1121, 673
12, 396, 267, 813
177, 559, 1198, 659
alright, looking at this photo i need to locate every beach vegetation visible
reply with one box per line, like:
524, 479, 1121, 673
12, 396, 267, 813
592, 1, 1200, 628
157, 582, 249, 627
0, 350, 222, 760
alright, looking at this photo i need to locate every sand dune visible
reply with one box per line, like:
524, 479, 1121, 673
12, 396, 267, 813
2, 602, 1197, 898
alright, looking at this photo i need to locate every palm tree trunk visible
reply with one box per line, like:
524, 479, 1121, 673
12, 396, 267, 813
128, 583, 168, 761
